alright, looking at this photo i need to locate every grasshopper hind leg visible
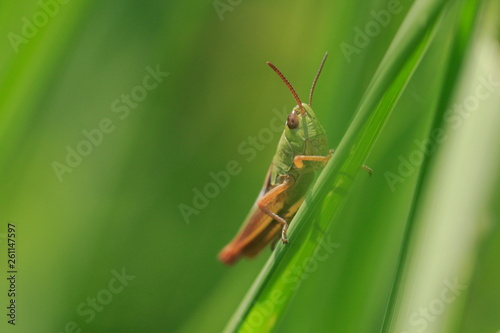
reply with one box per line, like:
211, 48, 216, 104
257, 175, 294, 243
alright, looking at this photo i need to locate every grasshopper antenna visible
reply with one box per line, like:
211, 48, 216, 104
267, 61, 304, 114
308, 52, 328, 107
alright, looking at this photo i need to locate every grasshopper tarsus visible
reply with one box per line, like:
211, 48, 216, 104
362, 165, 373, 177
280, 222, 289, 243
281, 231, 289, 243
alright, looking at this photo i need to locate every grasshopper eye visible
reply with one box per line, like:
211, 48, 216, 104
287, 112, 299, 129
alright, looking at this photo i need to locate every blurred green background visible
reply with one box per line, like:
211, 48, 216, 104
0, 0, 499, 332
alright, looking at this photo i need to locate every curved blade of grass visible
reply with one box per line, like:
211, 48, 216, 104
381, 0, 496, 332
223, 1, 450, 332
381, 0, 481, 328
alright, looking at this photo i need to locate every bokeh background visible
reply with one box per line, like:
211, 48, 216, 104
0, 0, 499, 332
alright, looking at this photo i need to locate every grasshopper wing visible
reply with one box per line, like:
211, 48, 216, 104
218, 166, 283, 265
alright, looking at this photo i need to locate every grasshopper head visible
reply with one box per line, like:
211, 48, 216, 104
287, 103, 318, 130
284, 102, 326, 142
267, 53, 328, 132
267, 52, 328, 137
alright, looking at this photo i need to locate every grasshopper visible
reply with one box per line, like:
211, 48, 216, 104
219, 53, 370, 265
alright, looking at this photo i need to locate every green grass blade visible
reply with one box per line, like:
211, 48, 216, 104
380, 0, 482, 331
382, 0, 498, 332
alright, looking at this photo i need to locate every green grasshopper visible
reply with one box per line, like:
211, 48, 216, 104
219, 53, 370, 265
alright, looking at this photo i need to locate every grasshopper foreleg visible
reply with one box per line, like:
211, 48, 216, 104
293, 150, 333, 169
257, 175, 294, 243
294, 151, 373, 176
